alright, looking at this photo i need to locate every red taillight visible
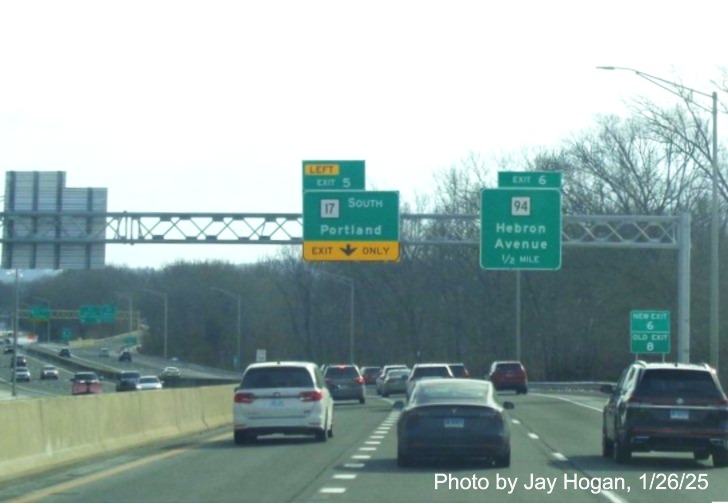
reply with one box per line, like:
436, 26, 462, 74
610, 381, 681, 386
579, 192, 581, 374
300, 390, 324, 402
355, 376, 364, 384
234, 392, 255, 404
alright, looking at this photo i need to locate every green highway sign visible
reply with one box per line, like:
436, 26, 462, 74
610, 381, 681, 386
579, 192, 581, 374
303, 190, 400, 261
302, 160, 365, 191
61, 328, 72, 341
124, 335, 138, 345
630, 310, 671, 354
30, 305, 50, 321
79, 304, 117, 324
498, 171, 562, 189
480, 188, 562, 270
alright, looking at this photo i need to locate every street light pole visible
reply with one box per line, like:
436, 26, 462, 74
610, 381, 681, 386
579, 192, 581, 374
316, 270, 355, 364
598, 66, 720, 369
114, 292, 134, 334
33, 296, 51, 343
12, 269, 19, 397
142, 289, 168, 360
211, 287, 242, 370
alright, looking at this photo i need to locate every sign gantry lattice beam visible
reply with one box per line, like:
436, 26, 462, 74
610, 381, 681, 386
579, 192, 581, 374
0, 212, 679, 248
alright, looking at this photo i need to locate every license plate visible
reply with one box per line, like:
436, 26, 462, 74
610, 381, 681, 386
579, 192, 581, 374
670, 409, 689, 420
444, 417, 464, 428
270, 399, 285, 407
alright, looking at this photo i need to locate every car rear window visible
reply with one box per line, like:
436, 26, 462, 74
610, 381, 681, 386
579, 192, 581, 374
495, 363, 523, 373
75, 373, 98, 381
241, 367, 314, 388
120, 372, 141, 379
636, 369, 723, 399
413, 366, 450, 378
325, 366, 359, 378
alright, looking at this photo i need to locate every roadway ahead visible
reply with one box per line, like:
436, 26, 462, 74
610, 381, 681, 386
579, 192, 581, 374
1, 390, 725, 502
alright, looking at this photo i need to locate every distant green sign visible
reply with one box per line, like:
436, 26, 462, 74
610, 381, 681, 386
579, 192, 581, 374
124, 335, 138, 345
61, 328, 72, 341
630, 310, 671, 354
30, 305, 50, 321
79, 304, 117, 324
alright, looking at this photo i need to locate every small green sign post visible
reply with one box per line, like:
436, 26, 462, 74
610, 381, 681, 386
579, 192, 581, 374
630, 310, 671, 354
61, 328, 72, 341
480, 188, 562, 270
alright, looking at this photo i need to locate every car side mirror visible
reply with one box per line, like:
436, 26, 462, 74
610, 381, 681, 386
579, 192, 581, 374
393, 400, 405, 410
502, 401, 515, 410
600, 384, 614, 394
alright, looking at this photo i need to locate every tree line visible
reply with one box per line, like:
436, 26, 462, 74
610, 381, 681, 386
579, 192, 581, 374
1, 87, 727, 385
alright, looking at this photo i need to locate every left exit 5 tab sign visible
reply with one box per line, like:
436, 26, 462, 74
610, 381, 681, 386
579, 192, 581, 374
303, 190, 400, 262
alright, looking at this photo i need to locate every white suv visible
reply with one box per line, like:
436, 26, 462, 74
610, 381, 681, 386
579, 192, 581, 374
233, 361, 334, 444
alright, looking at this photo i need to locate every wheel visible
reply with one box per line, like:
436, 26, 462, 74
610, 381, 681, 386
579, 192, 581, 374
359, 396, 366, 404
613, 436, 631, 464
602, 432, 614, 458
381, 391, 389, 398
494, 449, 511, 468
234, 431, 246, 445
521, 386, 528, 395
327, 425, 334, 438
713, 448, 728, 468
693, 449, 710, 461
315, 428, 327, 442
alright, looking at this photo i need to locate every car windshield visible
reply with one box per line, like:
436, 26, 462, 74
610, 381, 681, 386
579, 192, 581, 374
636, 369, 723, 399
241, 367, 314, 389
387, 370, 409, 378
75, 373, 97, 381
139, 377, 159, 384
121, 373, 140, 379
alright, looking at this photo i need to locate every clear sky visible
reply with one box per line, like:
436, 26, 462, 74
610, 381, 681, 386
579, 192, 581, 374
1, 0, 725, 268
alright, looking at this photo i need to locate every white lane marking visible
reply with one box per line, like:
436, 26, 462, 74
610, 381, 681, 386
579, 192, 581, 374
528, 433, 539, 440
359, 447, 377, 451
512, 419, 521, 424
343, 463, 365, 469
333, 474, 357, 480
319, 487, 347, 494
530, 392, 602, 412
552, 452, 568, 461
352, 454, 371, 459
370, 435, 385, 439
374, 430, 388, 434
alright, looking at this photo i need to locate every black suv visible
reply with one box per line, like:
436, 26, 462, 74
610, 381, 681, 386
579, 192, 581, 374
601, 361, 728, 467
119, 350, 132, 362
116, 371, 141, 392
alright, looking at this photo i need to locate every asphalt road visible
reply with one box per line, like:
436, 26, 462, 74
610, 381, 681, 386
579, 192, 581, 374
1, 343, 240, 399
1, 390, 726, 503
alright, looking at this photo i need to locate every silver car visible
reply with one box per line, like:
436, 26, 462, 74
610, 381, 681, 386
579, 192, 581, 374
379, 368, 411, 397
406, 363, 454, 399
136, 375, 163, 390
233, 361, 334, 444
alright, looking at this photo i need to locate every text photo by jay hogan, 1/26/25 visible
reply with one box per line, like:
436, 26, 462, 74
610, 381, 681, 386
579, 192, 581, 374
433, 472, 710, 495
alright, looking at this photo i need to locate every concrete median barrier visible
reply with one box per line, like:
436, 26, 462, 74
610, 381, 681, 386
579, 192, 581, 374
0, 385, 232, 484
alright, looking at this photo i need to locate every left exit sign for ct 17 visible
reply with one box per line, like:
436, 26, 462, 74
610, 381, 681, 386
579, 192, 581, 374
302, 160, 365, 191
